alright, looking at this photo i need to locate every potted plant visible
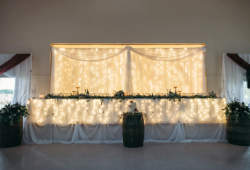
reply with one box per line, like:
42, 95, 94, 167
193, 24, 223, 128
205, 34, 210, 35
0, 103, 28, 147
225, 100, 250, 146
122, 101, 144, 148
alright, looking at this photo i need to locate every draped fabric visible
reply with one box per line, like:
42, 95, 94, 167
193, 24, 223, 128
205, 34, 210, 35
0, 54, 32, 105
24, 98, 226, 144
50, 45, 206, 95
51, 48, 127, 94
0, 54, 30, 75
221, 53, 250, 102
130, 48, 206, 94
24, 123, 226, 144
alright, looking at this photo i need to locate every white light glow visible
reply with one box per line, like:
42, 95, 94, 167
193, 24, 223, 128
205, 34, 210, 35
28, 98, 226, 126
50, 44, 206, 95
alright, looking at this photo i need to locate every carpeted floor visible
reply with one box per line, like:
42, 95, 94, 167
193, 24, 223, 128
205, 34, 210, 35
0, 143, 250, 170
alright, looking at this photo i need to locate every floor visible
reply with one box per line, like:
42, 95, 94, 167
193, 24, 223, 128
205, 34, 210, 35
0, 143, 250, 170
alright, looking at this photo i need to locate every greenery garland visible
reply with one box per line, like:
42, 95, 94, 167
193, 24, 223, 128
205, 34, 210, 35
45, 90, 217, 100
0, 103, 29, 125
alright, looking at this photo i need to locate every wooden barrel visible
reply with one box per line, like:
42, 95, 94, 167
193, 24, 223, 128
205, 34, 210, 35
123, 112, 144, 147
0, 117, 23, 148
226, 119, 250, 146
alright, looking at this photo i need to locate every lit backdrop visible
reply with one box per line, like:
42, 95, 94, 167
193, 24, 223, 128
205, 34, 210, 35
50, 44, 207, 95
24, 44, 227, 144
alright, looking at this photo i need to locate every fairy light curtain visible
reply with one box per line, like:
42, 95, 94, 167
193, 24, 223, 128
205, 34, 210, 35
50, 44, 206, 95
25, 98, 226, 144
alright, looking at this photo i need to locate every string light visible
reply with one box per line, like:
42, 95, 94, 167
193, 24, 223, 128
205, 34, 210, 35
29, 44, 222, 126
51, 45, 206, 95
28, 98, 226, 125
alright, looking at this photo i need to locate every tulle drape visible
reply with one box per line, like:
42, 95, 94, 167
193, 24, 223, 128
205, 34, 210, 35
51, 48, 127, 94
221, 53, 250, 102
130, 48, 206, 94
50, 45, 207, 95
24, 98, 226, 144
0, 54, 32, 105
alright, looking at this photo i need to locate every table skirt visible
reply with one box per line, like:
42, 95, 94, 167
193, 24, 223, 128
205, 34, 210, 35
24, 98, 226, 144
23, 122, 226, 144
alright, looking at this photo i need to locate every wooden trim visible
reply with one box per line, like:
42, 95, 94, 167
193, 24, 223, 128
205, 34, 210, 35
227, 53, 250, 70
49, 48, 53, 93
0, 54, 30, 75
50, 43, 206, 49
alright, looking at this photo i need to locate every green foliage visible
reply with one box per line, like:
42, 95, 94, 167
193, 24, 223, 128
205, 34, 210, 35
45, 90, 218, 100
114, 90, 125, 98
0, 103, 29, 125
166, 91, 182, 101
225, 100, 250, 122
208, 91, 217, 98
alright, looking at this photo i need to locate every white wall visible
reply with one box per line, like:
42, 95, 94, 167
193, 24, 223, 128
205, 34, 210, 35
0, 0, 250, 96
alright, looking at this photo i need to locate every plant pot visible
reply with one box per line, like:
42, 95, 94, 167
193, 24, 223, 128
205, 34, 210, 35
0, 117, 23, 148
226, 119, 250, 146
122, 112, 144, 148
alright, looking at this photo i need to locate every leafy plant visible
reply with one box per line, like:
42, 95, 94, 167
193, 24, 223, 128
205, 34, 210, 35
208, 91, 217, 98
225, 100, 250, 122
167, 91, 182, 101
45, 90, 218, 100
114, 90, 125, 98
0, 103, 29, 125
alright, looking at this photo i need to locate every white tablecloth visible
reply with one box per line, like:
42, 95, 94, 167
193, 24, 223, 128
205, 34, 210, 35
24, 98, 227, 144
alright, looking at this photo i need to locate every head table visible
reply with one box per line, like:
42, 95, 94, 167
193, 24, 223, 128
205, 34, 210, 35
23, 98, 226, 144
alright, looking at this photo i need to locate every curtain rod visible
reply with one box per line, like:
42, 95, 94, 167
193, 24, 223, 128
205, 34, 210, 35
50, 43, 206, 48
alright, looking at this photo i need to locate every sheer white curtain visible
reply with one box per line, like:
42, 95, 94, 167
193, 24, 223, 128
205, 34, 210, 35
130, 47, 206, 94
51, 48, 127, 94
0, 54, 32, 105
221, 53, 250, 102
51, 45, 207, 95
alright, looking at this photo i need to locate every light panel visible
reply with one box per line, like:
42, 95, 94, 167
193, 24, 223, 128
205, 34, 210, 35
28, 98, 226, 125
50, 44, 207, 95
